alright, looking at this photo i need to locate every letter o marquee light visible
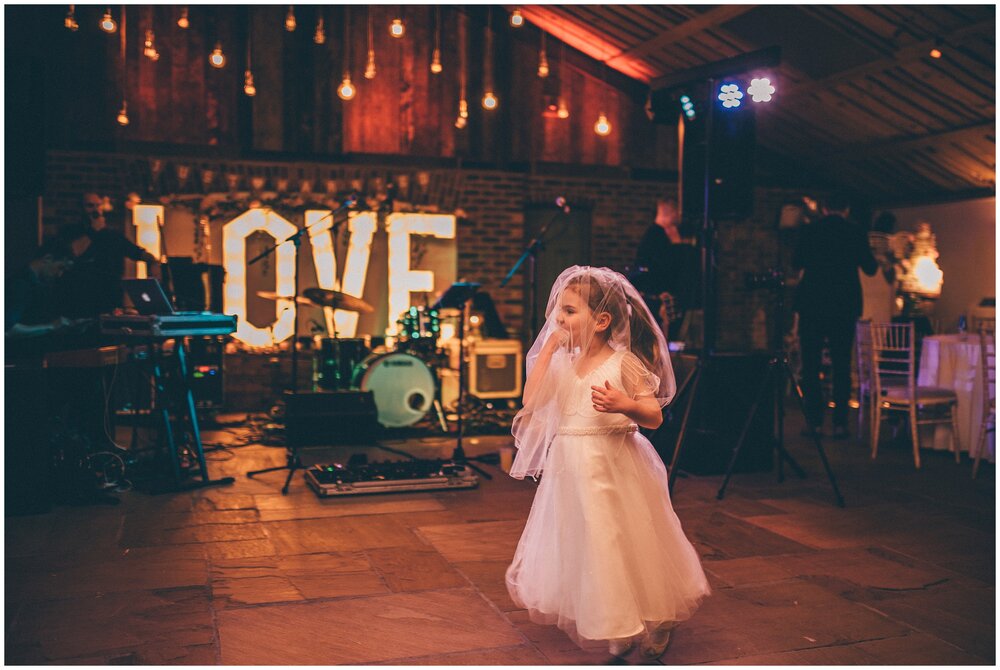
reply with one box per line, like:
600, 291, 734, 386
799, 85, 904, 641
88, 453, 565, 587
223, 209, 298, 347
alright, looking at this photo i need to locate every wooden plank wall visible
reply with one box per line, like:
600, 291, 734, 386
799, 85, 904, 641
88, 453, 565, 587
27, 5, 672, 171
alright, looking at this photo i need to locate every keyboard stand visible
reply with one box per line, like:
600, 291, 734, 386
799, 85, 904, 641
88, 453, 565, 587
147, 338, 234, 493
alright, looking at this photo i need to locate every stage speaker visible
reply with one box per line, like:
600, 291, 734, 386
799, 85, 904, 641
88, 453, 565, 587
284, 390, 379, 447
468, 339, 523, 399
679, 101, 756, 223
653, 353, 774, 475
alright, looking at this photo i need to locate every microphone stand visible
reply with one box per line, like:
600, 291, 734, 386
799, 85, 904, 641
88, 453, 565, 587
245, 200, 354, 393
501, 205, 570, 343
244, 199, 354, 494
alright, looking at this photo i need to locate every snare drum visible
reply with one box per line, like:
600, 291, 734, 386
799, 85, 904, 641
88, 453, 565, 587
352, 352, 436, 427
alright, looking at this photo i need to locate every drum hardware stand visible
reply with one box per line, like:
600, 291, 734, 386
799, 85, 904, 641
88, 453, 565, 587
434, 282, 492, 480
245, 199, 356, 494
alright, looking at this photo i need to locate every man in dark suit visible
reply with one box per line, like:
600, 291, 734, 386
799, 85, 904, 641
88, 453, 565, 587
793, 194, 878, 438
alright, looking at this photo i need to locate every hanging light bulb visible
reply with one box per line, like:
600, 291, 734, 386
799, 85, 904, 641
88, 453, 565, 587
454, 114, 467, 129
594, 113, 612, 136
243, 70, 256, 96
510, 8, 524, 27
389, 18, 405, 38
143, 30, 159, 60
482, 91, 498, 110
177, 7, 189, 29
364, 9, 376, 79
285, 6, 296, 32
338, 74, 356, 100
64, 5, 79, 31
459, 98, 469, 119
557, 97, 569, 119
100, 8, 117, 33
430, 48, 443, 74
117, 101, 129, 126
313, 16, 325, 44
537, 51, 549, 78
209, 42, 226, 68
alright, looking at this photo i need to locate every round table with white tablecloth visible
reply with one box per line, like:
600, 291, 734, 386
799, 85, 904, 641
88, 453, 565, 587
917, 334, 994, 462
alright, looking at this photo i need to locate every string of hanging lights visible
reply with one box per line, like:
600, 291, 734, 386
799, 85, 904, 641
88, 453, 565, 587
244, 11, 256, 96
100, 6, 117, 33
116, 5, 128, 125
482, 10, 497, 111
365, 7, 376, 79
455, 11, 468, 129
430, 6, 442, 74
64, 4, 78, 31
313, 12, 325, 45
389, 7, 405, 39
88, 5, 616, 135
338, 7, 356, 101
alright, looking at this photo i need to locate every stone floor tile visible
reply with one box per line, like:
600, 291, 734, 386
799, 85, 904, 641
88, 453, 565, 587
854, 630, 989, 664
367, 547, 469, 592
217, 588, 524, 664
453, 560, 520, 611
415, 520, 525, 563
260, 515, 423, 555
203, 538, 278, 560
862, 581, 996, 661
701, 555, 797, 588
5, 586, 215, 665
663, 579, 910, 665
682, 509, 816, 558
371, 644, 547, 665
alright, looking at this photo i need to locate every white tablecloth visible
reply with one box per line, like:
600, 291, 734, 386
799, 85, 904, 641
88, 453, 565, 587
918, 334, 994, 462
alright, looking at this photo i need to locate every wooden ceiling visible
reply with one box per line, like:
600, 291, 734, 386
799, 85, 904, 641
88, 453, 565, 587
519, 4, 995, 205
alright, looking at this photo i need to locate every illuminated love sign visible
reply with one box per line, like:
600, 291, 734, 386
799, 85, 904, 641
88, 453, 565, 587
132, 205, 456, 346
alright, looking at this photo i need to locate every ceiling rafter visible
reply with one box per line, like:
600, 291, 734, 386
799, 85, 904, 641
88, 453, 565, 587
604, 5, 757, 66
781, 20, 995, 101
827, 122, 995, 160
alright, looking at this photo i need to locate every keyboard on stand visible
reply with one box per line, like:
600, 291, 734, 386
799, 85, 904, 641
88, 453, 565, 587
305, 459, 479, 497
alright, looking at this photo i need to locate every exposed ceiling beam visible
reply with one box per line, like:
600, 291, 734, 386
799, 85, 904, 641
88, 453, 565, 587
782, 19, 995, 101
827, 122, 995, 159
604, 5, 758, 66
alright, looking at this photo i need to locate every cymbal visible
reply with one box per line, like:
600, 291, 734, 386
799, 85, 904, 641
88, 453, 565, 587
255, 291, 316, 306
302, 287, 375, 313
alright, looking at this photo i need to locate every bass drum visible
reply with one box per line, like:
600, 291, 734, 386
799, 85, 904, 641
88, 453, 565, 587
352, 352, 436, 427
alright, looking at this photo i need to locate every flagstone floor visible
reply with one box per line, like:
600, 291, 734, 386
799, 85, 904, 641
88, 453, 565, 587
5, 410, 994, 665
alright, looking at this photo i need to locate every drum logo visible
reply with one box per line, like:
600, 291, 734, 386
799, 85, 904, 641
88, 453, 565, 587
385, 360, 414, 367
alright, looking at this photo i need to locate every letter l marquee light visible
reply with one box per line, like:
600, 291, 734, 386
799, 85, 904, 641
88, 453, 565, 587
223, 209, 298, 347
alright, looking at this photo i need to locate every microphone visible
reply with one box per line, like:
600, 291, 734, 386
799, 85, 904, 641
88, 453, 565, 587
555, 196, 571, 214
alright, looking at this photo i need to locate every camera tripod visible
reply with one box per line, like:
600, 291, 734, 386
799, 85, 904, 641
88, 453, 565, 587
666, 271, 845, 508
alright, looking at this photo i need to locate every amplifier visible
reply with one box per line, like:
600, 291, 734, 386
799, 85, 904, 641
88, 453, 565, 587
468, 339, 523, 399
284, 390, 379, 447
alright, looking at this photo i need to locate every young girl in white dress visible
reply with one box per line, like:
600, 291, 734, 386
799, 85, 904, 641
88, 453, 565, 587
505, 266, 710, 660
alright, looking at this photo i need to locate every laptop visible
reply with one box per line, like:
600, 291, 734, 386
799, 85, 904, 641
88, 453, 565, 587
122, 278, 176, 316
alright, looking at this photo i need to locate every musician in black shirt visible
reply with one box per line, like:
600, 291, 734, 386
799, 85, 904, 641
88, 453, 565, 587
57, 192, 161, 319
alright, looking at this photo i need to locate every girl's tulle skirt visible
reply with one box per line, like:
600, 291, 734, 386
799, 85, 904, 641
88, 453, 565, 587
505, 430, 710, 647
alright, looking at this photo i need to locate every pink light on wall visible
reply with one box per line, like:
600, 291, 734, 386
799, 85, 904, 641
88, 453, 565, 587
517, 6, 655, 82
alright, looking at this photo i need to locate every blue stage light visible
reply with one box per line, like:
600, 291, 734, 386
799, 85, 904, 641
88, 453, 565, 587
717, 83, 743, 109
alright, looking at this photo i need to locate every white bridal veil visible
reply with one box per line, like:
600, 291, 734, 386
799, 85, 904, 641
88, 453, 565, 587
509, 266, 676, 479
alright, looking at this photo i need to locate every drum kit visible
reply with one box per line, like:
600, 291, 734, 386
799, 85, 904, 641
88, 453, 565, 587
257, 287, 463, 430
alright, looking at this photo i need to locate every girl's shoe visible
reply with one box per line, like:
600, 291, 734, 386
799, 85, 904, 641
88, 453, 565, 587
640, 626, 673, 660
608, 638, 635, 658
